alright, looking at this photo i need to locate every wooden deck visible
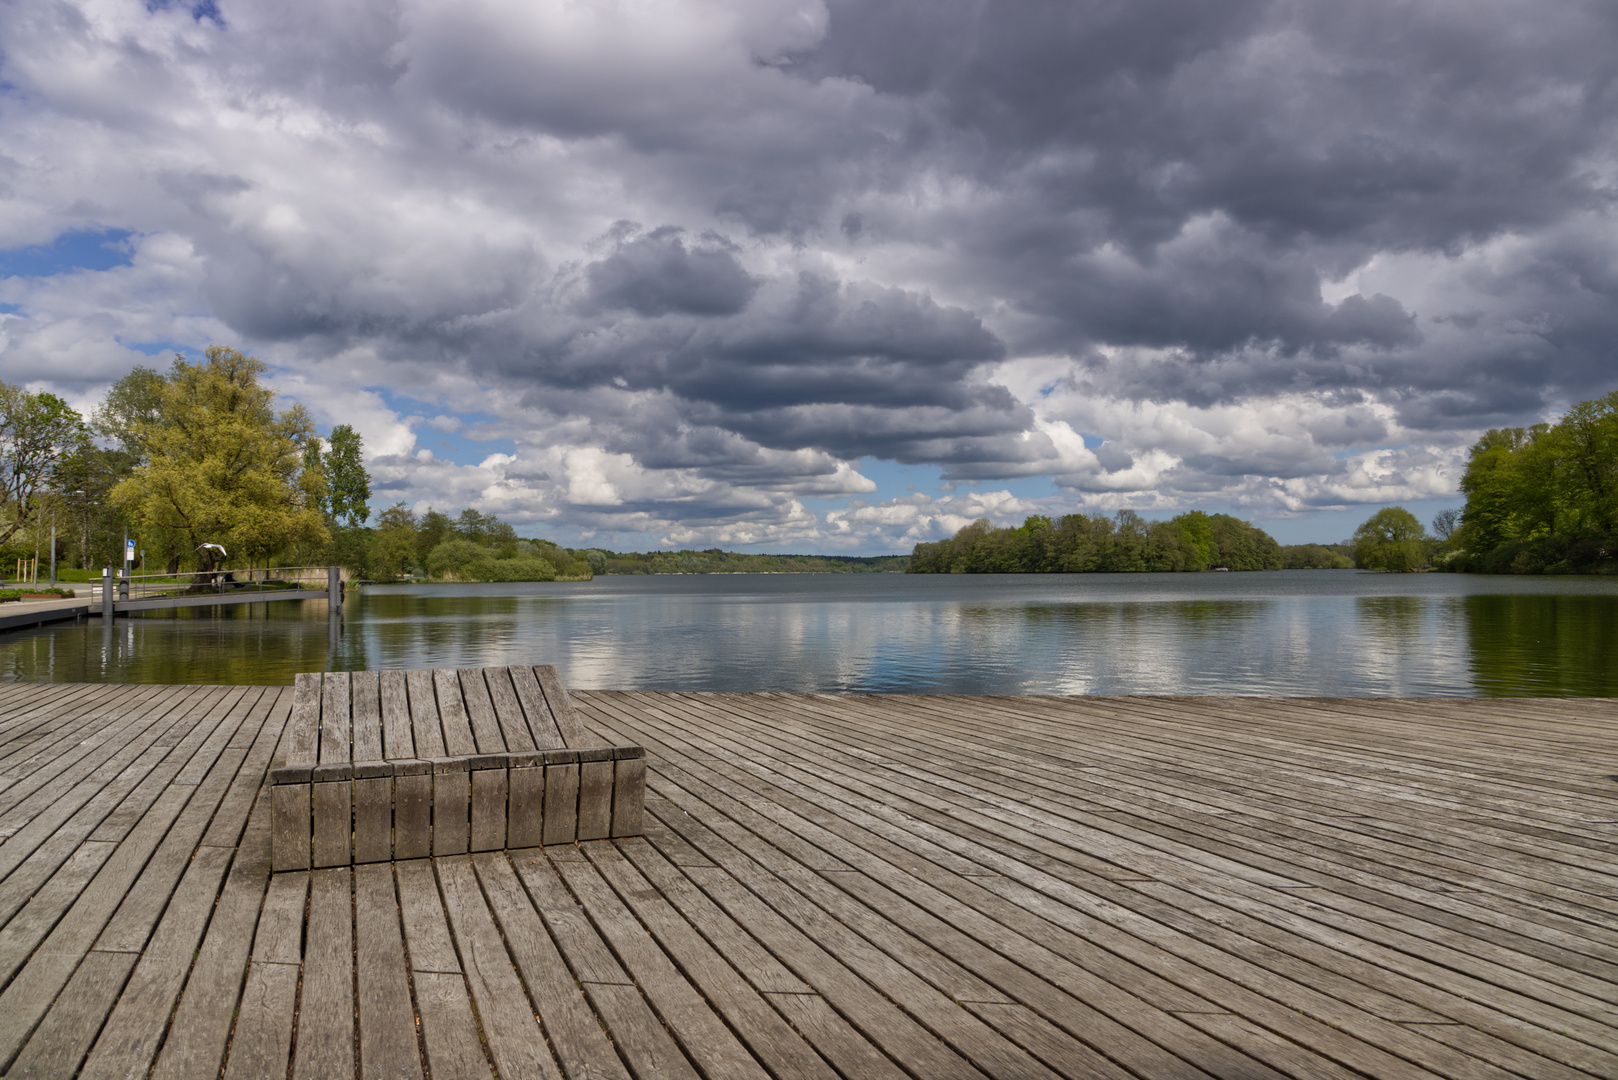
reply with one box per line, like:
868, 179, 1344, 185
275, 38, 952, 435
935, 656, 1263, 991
0, 685, 1613, 1080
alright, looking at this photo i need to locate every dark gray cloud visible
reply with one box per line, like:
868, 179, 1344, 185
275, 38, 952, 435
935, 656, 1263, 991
585, 227, 757, 316
3, 0, 1616, 546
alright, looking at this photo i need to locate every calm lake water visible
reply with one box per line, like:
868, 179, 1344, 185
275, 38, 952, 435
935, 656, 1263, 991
1, 571, 1615, 695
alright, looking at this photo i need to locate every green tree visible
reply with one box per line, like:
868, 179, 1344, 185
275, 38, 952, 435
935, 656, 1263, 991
1352, 507, 1428, 572
416, 508, 452, 566
372, 503, 418, 581
325, 424, 371, 527
0, 383, 91, 546
110, 346, 329, 567
1458, 427, 1533, 555
1281, 543, 1353, 569
92, 365, 166, 458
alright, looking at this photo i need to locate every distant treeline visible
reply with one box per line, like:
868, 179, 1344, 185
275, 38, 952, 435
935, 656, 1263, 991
589, 549, 908, 575
908, 511, 1343, 573
1444, 388, 1618, 574
351, 515, 912, 580
362, 506, 593, 582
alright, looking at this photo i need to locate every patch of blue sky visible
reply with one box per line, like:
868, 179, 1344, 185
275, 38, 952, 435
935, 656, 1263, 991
1251, 496, 1463, 545
144, 0, 223, 24
942, 475, 1061, 501
0, 229, 135, 278
366, 386, 516, 464
797, 458, 945, 504
119, 339, 200, 359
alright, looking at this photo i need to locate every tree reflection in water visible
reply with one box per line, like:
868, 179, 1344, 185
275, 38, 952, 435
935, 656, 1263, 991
0, 574, 1612, 696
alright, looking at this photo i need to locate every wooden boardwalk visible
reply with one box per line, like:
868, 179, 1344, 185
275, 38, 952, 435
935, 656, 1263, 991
0, 685, 1613, 1079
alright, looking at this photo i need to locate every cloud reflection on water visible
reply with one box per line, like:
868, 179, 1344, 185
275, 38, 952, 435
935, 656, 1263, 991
0, 572, 1614, 695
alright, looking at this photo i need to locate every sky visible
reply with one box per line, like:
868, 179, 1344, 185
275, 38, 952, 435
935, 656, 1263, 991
1, 0, 1615, 553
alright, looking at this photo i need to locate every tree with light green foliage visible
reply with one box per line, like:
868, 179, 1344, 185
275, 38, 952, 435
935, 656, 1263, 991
1351, 507, 1428, 572
110, 346, 329, 567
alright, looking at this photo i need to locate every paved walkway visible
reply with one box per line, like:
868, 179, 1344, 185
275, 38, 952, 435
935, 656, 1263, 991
0, 685, 1613, 1078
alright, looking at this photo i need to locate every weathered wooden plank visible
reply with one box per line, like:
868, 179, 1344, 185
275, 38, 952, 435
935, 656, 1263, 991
566, 843, 807, 1080
397, 859, 493, 1080
221, 963, 299, 1080
612, 756, 647, 838
434, 668, 478, 757
437, 859, 565, 1080
285, 672, 321, 766
202, 686, 292, 849
7, 950, 138, 1078
764, 993, 914, 1080
627, 693, 1618, 1080
394, 772, 432, 861
578, 759, 614, 841
398, 858, 460, 973
0, 730, 195, 923
615, 696, 1467, 1080
509, 850, 635, 986
739, 693, 1618, 1051
472, 852, 634, 1080
0, 783, 195, 1064
542, 762, 579, 845
290, 867, 355, 1080
352, 670, 385, 762
406, 669, 447, 759
414, 973, 495, 1080
151, 786, 278, 1080
509, 852, 703, 1080
509, 664, 566, 749
319, 671, 352, 765
94, 736, 248, 954
434, 767, 470, 857
356, 863, 425, 1080
616, 836, 808, 994
355, 776, 393, 864
379, 668, 415, 760
534, 665, 591, 746
0, 685, 177, 824
484, 666, 537, 753
459, 668, 507, 753
8, 683, 1618, 1080
77, 846, 235, 1080
507, 766, 545, 849
312, 780, 352, 868
0, 685, 226, 868
271, 782, 310, 872
471, 768, 508, 852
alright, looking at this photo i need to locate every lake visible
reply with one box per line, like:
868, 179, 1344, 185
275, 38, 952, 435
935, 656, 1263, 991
3, 570, 1615, 695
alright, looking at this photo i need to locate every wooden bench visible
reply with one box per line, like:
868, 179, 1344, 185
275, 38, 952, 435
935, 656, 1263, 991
268, 665, 645, 871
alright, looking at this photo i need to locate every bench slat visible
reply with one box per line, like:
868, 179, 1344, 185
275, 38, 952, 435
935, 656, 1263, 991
510, 666, 566, 750
352, 671, 384, 763
434, 670, 478, 757
535, 666, 591, 747
379, 670, 414, 760
285, 673, 321, 767
406, 670, 446, 759
319, 673, 351, 765
483, 668, 536, 753
458, 669, 507, 754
